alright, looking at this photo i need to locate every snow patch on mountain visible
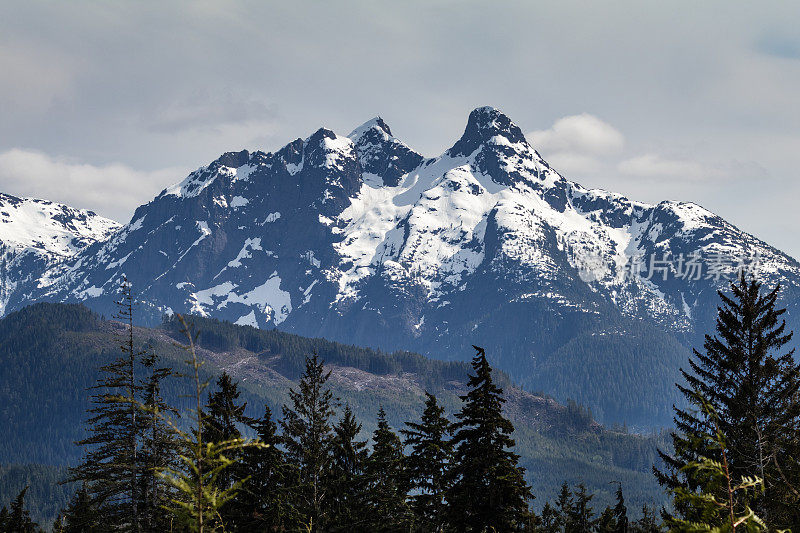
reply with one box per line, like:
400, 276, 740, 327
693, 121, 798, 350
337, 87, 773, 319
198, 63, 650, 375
0, 193, 120, 314
4, 106, 799, 346
189, 273, 292, 326
0, 193, 120, 257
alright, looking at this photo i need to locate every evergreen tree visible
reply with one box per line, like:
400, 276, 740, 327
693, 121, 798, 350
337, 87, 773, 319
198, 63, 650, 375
0, 507, 8, 531
611, 484, 628, 533
328, 404, 369, 531
137, 350, 179, 532
204, 373, 247, 446
554, 482, 572, 531
60, 485, 101, 533
567, 483, 596, 532
203, 372, 248, 502
156, 315, 256, 533
597, 506, 617, 533
630, 505, 659, 533
364, 407, 411, 531
655, 273, 800, 528
662, 395, 770, 532
280, 354, 337, 532
67, 279, 145, 530
538, 502, 560, 532
4, 487, 38, 533
445, 346, 532, 531
233, 405, 293, 531
401, 392, 452, 532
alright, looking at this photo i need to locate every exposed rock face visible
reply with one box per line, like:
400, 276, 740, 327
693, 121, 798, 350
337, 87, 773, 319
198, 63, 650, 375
4, 107, 799, 427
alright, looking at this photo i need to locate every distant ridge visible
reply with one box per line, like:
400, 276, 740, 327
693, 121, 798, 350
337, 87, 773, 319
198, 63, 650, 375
1, 107, 798, 428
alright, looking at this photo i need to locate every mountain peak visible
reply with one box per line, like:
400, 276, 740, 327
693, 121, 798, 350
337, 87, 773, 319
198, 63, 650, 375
447, 106, 529, 158
347, 116, 423, 186
348, 116, 392, 141
307, 127, 339, 144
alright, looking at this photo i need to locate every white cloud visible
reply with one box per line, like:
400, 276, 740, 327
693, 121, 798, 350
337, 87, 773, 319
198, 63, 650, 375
0, 149, 187, 223
528, 114, 625, 156
617, 154, 722, 181
525, 114, 625, 177
0, 1, 798, 257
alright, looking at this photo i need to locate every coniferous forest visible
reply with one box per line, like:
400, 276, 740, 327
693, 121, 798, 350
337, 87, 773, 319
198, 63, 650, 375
1, 274, 799, 532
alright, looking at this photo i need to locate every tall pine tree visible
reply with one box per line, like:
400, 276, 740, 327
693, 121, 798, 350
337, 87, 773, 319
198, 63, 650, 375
60, 485, 101, 533
280, 354, 337, 532
327, 404, 369, 531
553, 482, 572, 532
203, 372, 252, 530
204, 373, 248, 487
401, 392, 452, 532
2, 487, 38, 533
364, 407, 411, 531
137, 349, 179, 532
234, 405, 293, 531
446, 346, 532, 531
67, 279, 145, 531
612, 484, 628, 533
655, 273, 800, 528
567, 483, 597, 532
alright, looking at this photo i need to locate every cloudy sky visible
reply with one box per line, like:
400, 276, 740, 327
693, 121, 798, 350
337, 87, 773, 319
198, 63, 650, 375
1, 1, 800, 257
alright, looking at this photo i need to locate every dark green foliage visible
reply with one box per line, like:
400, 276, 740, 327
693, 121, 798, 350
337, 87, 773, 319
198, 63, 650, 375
612, 484, 628, 532
401, 392, 452, 532
534, 482, 663, 532
597, 506, 617, 532
203, 372, 248, 509
662, 394, 774, 532
230, 404, 293, 531
596, 483, 630, 533
537, 502, 559, 531
0, 303, 674, 523
1, 486, 39, 532
554, 482, 573, 530
327, 404, 368, 531
446, 346, 532, 531
656, 274, 800, 529
205, 373, 248, 446
137, 350, 179, 531
0, 464, 71, 528
534, 322, 690, 428
630, 505, 660, 532
568, 483, 597, 532
280, 354, 337, 531
162, 314, 471, 389
364, 408, 411, 531
59, 484, 101, 533
0, 303, 104, 466
66, 280, 144, 529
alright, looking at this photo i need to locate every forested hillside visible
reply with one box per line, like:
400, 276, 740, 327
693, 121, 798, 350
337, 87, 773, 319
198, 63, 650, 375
0, 303, 667, 523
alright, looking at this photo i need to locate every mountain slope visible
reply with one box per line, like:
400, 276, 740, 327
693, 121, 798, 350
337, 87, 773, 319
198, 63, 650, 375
0, 193, 120, 315
5, 107, 800, 427
0, 303, 667, 516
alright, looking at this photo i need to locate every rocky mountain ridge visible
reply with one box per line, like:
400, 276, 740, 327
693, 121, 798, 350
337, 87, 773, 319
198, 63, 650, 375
3, 106, 798, 427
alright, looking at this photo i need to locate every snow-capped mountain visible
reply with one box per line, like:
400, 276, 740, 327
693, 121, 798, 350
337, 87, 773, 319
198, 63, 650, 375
4, 107, 799, 427
0, 193, 120, 315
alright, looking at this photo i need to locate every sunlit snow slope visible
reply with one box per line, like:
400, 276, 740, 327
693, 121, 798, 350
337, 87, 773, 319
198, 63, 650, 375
0, 193, 120, 314
4, 107, 799, 427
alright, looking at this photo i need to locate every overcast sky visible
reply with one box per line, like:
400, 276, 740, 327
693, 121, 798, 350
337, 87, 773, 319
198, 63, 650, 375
1, 1, 799, 257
